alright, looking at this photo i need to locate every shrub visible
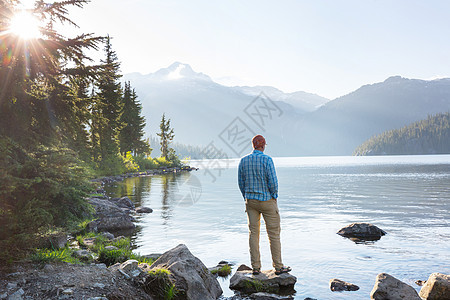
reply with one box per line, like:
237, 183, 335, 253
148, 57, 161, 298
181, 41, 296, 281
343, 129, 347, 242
144, 268, 178, 300
31, 248, 81, 265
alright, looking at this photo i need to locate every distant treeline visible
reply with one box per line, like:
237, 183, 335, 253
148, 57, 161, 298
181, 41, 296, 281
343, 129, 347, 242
354, 112, 450, 156
149, 136, 207, 159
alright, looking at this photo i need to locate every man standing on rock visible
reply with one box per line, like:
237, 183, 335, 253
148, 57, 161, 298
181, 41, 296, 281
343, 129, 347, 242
238, 135, 291, 276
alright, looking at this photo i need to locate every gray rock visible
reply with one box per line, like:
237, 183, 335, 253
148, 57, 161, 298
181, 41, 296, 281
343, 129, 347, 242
329, 278, 359, 291
149, 244, 222, 300
370, 273, 420, 300
87, 298, 108, 300
104, 245, 118, 251
135, 206, 153, 213
236, 264, 252, 271
119, 260, 141, 277
93, 282, 105, 288
142, 253, 162, 261
6, 283, 17, 290
7, 288, 24, 300
337, 222, 387, 241
229, 270, 296, 294
100, 232, 114, 240
0, 292, 7, 299
62, 288, 73, 295
88, 198, 135, 232
38, 233, 68, 249
73, 250, 92, 260
419, 272, 450, 300
110, 197, 135, 210
250, 292, 294, 299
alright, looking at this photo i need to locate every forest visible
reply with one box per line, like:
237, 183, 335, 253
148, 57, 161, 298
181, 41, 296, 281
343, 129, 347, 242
354, 112, 450, 156
0, 0, 179, 259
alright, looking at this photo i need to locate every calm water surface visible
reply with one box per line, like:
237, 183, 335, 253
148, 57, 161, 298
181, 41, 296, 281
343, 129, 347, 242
105, 155, 450, 299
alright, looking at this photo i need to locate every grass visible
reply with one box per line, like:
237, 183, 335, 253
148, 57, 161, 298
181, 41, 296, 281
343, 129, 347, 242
31, 248, 82, 265
145, 268, 178, 300
210, 264, 232, 277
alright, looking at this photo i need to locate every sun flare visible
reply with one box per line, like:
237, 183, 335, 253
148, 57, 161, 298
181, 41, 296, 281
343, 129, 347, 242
9, 10, 41, 40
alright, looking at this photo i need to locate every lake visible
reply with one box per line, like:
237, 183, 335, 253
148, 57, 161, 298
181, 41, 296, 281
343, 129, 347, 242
104, 155, 450, 299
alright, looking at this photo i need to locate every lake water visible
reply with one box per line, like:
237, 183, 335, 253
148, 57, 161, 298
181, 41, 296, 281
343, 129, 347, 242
105, 155, 450, 299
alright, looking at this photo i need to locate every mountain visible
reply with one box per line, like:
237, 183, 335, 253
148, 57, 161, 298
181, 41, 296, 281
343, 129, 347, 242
124, 64, 450, 157
354, 112, 450, 156
122, 62, 327, 157
288, 76, 450, 155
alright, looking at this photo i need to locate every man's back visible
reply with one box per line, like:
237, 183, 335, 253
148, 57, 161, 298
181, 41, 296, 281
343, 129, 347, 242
238, 149, 278, 201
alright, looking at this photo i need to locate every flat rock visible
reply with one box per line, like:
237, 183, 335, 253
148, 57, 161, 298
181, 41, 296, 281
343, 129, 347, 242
229, 270, 296, 294
419, 272, 450, 300
110, 197, 135, 210
329, 278, 359, 291
149, 244, 222, 300
370, 273, 420, 300
250, 292, 294, 299
337, 222, 386, 241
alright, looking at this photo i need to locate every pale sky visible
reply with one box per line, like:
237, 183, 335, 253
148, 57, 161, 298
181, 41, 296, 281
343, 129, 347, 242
64, 0, 450, 99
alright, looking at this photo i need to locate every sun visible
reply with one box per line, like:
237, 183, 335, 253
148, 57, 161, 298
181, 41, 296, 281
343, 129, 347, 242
9, 10, 41, 40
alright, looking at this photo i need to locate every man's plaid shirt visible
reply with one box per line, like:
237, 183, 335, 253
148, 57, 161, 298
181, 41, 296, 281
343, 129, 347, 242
238, 149, 278, 201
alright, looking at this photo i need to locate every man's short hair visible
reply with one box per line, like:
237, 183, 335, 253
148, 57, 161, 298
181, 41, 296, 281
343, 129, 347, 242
252, 135, 266, 149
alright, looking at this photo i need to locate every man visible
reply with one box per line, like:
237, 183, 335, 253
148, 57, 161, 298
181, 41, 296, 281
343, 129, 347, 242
238, 134, 291, 275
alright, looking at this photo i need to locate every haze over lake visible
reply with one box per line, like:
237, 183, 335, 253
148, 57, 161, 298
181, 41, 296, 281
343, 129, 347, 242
105, 155, 450, 299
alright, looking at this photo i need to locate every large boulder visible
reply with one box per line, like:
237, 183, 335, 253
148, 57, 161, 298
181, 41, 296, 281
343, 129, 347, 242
419, 273, 450, 300
148, 244, 222, 300
337, 222, 386, 241
370, 273, 420, 300
88, 198, 135, 232
229, 270, 296, 294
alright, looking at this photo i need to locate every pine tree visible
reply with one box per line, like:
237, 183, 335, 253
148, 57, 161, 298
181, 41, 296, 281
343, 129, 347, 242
94, 35, 123, 166
119, 81, 149, 156
157, 113, 175, 160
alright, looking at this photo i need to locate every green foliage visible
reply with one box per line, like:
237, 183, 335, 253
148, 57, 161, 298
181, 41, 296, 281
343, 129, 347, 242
97, 246, 132, 266
0, 137, 92, 260
130, 253, 155, 265
210, 265, 232, 277
157, 114, 175, 160
354, 112, 450, 155
119, 81, 150, 156
145, 268, 178, 300
31, 248, 81, 265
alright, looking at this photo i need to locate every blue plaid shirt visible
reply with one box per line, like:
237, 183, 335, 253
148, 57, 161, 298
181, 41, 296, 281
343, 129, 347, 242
238, 150, 278, 201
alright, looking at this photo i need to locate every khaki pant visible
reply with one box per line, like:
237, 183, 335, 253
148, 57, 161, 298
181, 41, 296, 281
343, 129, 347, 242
246, 198, 283, 270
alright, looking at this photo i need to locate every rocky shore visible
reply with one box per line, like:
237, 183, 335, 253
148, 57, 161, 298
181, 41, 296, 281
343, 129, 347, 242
1, 170, 449, 300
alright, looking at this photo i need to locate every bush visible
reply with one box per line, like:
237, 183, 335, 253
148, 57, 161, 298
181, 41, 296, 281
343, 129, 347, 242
0, 137, 92, 261
30, 248, 81, 265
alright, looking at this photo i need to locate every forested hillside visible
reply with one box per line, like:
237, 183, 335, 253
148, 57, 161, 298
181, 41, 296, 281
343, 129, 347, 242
354, 112, 450, 156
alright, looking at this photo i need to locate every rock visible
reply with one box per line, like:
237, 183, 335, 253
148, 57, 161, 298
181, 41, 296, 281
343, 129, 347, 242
237, 264, 253, 271
337, 222, 387, 241
149, 244, 222, 300
370, 273, 420, 300
142, 253, 162, 261
0, 292, 7, 299
88, 198, 135, 232
38, 232, 68, 249
82, 237, 96, 247
229, 269, 296, 294
119, 259, 140, 277
415, 280, 426, 286
110, 197, 135, 210
100, 232, 115, 240
87, 298, 108, 300
62, 288, 73, 295
104, 246, 118, 251
7, 288, 24, 300
329, 278, 359, 291
93, 282, 105, 288
73, 250, 92, 260
250, 292, 294, 299
6, 282, 18, 290
419, 273, 450, 300
135, 206, 153, 213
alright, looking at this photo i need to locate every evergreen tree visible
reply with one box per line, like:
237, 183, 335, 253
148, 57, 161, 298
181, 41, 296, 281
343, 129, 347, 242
119, 81, 149, 156
93, 35, 123, 168
157, 113, 175, 160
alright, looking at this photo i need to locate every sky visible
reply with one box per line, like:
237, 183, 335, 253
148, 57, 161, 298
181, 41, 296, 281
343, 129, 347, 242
59, 0, 450, 99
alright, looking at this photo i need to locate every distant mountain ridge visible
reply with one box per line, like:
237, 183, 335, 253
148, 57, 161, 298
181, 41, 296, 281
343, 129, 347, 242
123, 64, 450, 157
354, 112, 450, 156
